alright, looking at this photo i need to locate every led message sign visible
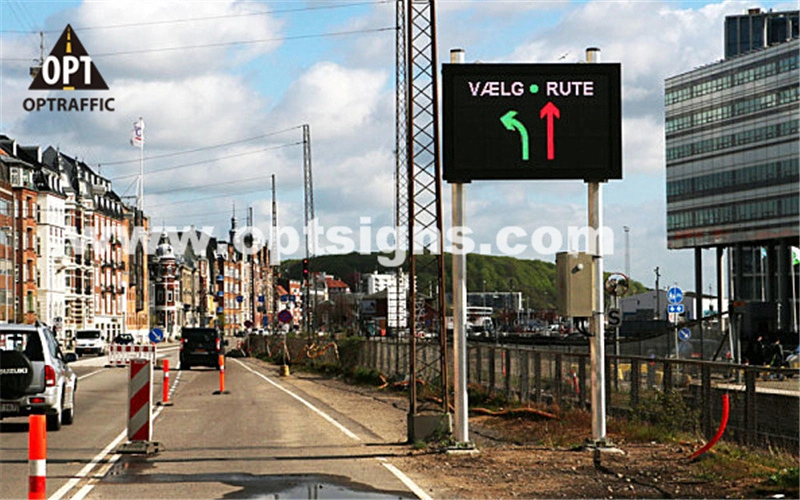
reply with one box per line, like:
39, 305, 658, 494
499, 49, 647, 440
442, 63, 621, 182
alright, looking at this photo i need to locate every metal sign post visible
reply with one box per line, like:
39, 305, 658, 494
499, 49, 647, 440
450, 48, 470, 447
586, 47, 608, 447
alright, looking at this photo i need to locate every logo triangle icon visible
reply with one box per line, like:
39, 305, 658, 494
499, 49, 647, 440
29, 24, 108, 90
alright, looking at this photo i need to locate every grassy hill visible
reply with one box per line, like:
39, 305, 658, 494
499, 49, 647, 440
281, 252, 646, 310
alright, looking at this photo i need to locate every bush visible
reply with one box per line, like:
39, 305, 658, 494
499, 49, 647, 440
630, 389, 699, 438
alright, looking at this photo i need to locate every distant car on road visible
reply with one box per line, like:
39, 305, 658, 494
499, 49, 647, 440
75, 329, 107, 356
179, 328, 227, 370
0, 323, 77, 431
112, 333, 134, 345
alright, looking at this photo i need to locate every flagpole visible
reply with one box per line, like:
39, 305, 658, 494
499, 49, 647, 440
138, 141, 144, 211
792, 262, 797, 333
138, 117, 144, 212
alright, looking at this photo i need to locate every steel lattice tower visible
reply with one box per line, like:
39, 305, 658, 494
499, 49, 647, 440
303, 124, 315, 338
393, 0, 409, 339
401, 0, 448, 420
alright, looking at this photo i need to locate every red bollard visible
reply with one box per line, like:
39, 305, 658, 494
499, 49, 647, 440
218, 355, 225, 393
28, 414, 46, 500
160, 359, 173, 406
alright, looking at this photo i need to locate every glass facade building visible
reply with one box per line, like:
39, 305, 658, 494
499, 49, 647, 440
725, 8, 799, 59
665, 11, 798, 332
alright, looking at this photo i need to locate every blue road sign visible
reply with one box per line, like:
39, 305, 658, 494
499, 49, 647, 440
149, 328, 164, 343
678, 327, 691, 341
667, 286, 683, 304
668, 304, 685, 314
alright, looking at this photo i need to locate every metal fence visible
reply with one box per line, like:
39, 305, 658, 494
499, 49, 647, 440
359, 337, 799, 451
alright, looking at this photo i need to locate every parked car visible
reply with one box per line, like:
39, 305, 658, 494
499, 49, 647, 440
112, 333, 135, 345
0, 323, 77, 431
75, 329, 107, 356
179, 328, 227, 370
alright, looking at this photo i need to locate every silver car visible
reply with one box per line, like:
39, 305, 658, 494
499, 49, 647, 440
0, 323, 77, 431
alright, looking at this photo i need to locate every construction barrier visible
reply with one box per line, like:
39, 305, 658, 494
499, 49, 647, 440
28, 414, 46, 500
128, 358, 153, 442
213, 355, 227, 395
160, 359, 172, 406
108, 343, 157, 367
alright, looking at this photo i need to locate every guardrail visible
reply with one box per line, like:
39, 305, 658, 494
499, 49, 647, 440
361, 337, 799, 451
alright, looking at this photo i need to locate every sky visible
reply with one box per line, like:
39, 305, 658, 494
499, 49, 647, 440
0, 0, 795, 295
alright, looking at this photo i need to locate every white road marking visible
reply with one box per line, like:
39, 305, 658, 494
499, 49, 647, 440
233, 358, 361, 441
49, 429, 126, 500
377, 457, 433, 500
50, 366, 180, 500
234, 359, 430, 499
77, 369, 106, 381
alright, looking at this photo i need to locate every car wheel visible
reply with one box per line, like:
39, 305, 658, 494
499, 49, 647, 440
61, 386, 75, 425
182, 363, 191, 370
47, 406, 62, 431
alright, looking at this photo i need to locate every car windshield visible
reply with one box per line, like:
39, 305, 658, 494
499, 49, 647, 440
76, 331, 102, 339
0, 331, 45, 361
182, 329, 217, 342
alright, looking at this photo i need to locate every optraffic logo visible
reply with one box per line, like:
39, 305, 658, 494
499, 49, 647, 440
29, 24, 108, 91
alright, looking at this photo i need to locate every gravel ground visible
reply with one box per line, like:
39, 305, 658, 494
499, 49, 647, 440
276, 363, 797, 499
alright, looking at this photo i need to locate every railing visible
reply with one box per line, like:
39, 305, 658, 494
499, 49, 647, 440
360, 338, 799, 451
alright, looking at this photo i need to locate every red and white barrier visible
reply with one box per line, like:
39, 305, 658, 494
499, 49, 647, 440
109, 344, 157, 367
127, 358, 153, 442
28, 414, 46, 500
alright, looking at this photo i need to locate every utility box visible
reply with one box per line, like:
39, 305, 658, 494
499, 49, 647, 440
556, 252, 595, 317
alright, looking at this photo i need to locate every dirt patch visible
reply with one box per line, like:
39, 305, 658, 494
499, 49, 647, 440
288, 364, 798, 499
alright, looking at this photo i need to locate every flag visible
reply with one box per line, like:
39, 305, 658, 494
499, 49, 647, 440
130, 117, 144, 148
792, 246, 800, 266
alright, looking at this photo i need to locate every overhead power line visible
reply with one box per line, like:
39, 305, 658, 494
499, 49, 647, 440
110, 142, 302, 182
90, 26, 397, 58
102, 126, 301, 166
0, 1, 390, 34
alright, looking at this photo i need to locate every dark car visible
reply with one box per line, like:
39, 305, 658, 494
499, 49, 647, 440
179, 328, 227, 370
113, 333, 135, 345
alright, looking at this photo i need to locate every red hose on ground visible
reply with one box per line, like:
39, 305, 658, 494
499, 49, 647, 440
689, 393, 730, 461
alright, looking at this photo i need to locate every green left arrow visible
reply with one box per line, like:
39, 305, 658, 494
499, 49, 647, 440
500, 110, 529, 161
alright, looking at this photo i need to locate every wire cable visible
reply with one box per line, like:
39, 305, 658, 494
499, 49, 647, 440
0, 1, 390, 34
99, 127, 301, 166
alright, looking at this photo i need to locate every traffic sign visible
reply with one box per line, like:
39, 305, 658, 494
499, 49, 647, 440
277, 310, 292, 324
678, 327, 691, 341
668, 304, 685, 314
607, 308, 622, 328
442, 63, 621, 182
667, 286, 683, 304
149, 328, 164, 343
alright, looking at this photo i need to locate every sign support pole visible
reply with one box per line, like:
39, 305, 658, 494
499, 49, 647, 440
450, 48, 470, 447
586, 47, 608, 446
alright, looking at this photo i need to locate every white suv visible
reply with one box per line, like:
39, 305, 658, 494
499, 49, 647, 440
0, 323, 77, 431
75, 329, 107, 356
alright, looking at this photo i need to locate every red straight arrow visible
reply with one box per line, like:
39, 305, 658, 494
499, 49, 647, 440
539, 102, 560, 160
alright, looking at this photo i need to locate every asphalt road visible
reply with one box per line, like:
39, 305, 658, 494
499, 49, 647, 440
0, 347, 423, 499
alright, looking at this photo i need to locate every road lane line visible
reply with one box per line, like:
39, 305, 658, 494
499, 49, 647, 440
376, 457, 433, 500
51, 366, 181, 500
233, 358, 361, 441
49, 429, 126, 500
77, 369, 106, 381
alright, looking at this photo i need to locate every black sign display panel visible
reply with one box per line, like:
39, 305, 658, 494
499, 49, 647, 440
442, 63, 621, 182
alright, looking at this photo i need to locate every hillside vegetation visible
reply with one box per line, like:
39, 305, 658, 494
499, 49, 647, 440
281, 252, 647, 310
